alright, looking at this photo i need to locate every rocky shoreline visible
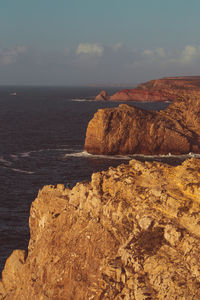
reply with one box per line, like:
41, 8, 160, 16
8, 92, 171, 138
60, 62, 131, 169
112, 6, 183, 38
1, 158, 200, 299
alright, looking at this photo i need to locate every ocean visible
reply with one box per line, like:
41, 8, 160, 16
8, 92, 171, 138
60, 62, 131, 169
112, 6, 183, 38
0, 86, 197, 273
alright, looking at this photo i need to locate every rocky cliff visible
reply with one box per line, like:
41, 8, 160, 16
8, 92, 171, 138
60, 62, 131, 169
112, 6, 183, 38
1, 158, 200, 299
95, 76, 200, 101
84, 97, 200, 155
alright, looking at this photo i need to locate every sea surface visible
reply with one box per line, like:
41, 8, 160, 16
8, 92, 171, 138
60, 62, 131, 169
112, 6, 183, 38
0, 86, 198, 274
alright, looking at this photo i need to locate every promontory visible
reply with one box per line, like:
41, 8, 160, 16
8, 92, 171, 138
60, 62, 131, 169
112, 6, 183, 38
84, 96, 200, 155
95, 76, 200, 101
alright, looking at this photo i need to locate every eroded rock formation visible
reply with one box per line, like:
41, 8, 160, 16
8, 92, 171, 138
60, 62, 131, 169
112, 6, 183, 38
95, 90, 108, 101
84, 97, 200, 155
1, 158, 200, 299
95, 76, 200, 101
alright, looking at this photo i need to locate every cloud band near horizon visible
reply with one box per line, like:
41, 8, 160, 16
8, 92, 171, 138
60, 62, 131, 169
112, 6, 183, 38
0, 42, 200, 85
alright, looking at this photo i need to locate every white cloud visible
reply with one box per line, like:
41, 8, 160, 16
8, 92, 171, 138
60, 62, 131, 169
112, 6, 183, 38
179, 45, 199, 63
143, 49, 154, 56
142, 44, 200, 66
112, 42, 123, 51
155, 48, 166, 58
76, 43, 104, 56
2, 42, 200, 85
143, 48, 166, 58
0, 45, 26, 65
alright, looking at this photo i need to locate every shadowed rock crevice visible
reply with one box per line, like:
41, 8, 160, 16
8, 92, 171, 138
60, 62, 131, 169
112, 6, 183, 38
126, 227, 165, 257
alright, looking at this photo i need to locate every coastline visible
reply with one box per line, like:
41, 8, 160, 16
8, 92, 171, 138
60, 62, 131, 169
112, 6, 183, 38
1, 86, 200, 298
95, 76, 200, 102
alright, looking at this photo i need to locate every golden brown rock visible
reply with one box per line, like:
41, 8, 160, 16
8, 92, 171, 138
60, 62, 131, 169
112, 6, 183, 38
84, 97, 200, 155
1, 158, 200, 299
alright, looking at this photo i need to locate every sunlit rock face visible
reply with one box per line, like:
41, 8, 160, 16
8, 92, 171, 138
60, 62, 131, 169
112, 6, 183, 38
84, 97, 200, 155
1, 158, 200, 299
95, 76, 200, 101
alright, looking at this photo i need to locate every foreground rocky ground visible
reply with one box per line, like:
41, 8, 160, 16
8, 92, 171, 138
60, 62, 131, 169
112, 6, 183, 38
85, 97, 200, 155
1, 158, 200, 299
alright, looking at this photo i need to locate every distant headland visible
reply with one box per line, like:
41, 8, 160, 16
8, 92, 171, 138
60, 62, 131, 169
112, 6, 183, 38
95, 76, 200, 101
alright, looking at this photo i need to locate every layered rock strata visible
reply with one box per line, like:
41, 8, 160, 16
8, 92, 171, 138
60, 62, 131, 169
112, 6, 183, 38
84, 97, 200, 155
95, 76, 200, 101
1, 158, 200, 299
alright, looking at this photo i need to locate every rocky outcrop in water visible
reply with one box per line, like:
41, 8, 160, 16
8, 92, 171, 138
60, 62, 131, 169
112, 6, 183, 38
95, 76, 200, 101
84, 97, 200, 155
1, 158, 200, 299
95, 90, 108, 101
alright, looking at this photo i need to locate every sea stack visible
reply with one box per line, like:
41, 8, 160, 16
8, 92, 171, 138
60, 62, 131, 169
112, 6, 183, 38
84, 97, 200, 155
95, 90, 108, 101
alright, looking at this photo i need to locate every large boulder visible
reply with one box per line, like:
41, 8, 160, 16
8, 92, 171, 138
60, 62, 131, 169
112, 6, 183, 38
1, 159, 200, 299
84, 97, 200, 155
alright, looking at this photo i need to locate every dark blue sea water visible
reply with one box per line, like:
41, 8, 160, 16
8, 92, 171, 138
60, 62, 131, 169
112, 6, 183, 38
0, 86, 197, 274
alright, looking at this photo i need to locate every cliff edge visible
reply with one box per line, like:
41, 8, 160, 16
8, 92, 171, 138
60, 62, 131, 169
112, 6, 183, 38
1, 158, 200, 299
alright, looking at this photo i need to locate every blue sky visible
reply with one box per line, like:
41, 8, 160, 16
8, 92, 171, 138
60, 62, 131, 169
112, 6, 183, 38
1, 0, 200, 85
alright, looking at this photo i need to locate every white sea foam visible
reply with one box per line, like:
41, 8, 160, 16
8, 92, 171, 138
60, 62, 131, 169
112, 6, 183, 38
64, 151, 93, 158
71, 98, 94, 102
0, 164, 34, 174
10, 168, 34, 174
0, 157, 12, 166
159, 152, 200, 158
63, 151, 200, 160
20, 152, 31, 158
19, 148, 78, 157
64, 151, 133, 160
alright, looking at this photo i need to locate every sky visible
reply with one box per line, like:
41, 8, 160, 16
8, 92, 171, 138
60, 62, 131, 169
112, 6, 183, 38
1, 0, 200, 85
